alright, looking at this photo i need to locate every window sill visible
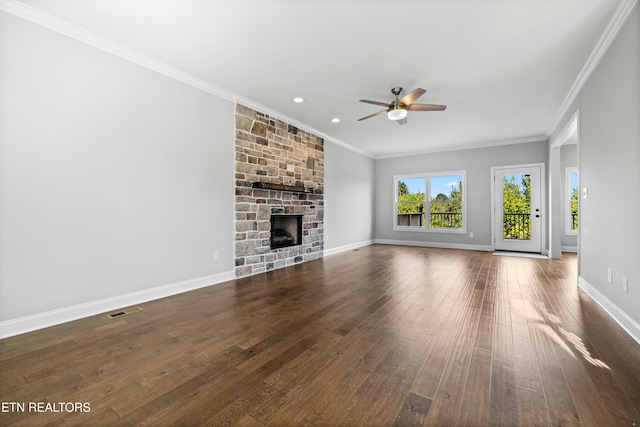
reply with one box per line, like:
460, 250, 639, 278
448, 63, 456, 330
394, 226, 466, 234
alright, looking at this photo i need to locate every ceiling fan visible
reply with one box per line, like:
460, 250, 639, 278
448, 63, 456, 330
358, 87, 446, 125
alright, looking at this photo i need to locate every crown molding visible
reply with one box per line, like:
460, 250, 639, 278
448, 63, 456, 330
234, 95, 374, 158
0, 0, 373, 159
550, 110, 579, 149
374, 135, 547, 160
549, 0, 638, 135
0, 0, 234, 100
5, 0, 626, 161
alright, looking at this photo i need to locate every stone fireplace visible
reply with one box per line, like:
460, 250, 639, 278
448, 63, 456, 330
234, 104, 324, 277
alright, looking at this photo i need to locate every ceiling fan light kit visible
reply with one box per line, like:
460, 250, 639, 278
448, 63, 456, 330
359, 87, 446, 125
387, 107, 407, 121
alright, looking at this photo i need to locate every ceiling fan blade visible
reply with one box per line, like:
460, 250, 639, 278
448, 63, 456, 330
406, 103, 447, 111
399, 88, 426, 105
359, 100, 392, 107
397, 117, 408, 126
357, 110, 387, 121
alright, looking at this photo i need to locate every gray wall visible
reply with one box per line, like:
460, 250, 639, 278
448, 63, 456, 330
374, 141, 548, 248
0, 10, 377, 330
0, 12, 235, 322
324, 143, 375, 252
550, 6, 640, 328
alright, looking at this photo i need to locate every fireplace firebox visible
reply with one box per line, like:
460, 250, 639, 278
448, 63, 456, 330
270, 215, 303, 249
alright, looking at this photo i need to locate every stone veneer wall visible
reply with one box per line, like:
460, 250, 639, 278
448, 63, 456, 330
234, 104, 324, 277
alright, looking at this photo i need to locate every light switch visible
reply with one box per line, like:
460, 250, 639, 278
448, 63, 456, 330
582, 187, 588, 199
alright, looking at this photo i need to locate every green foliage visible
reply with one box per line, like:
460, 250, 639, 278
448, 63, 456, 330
398, 181, 409, 196
571, 186, 579, 230
397, 180, 425, 225
397, 187, 425, 227
502, 175, 531, 239
397, 191, 425, 214
430, 181, 462, 228
396, 178, 463, 229
503, 175, 530, 213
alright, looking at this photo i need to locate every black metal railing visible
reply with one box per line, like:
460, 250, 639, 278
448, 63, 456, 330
503, 213, 531, 240
571, 213, 578, 230
397, 212, 462, 229
430, 212, 462, 229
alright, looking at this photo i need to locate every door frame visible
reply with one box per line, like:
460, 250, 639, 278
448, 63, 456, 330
490, 163, 546, 254
549, 110, 580, 261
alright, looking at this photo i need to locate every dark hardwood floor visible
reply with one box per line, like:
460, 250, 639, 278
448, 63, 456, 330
1, 245, 639, 426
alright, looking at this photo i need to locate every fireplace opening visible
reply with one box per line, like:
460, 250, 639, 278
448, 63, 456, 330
271, 215, 303, 249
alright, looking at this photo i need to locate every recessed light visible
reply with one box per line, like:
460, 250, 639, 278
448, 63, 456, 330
292, 97, 304, 103
330, 118, 340, 123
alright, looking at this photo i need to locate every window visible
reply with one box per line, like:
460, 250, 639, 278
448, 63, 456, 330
566, 168, 578, 234
394, 171, 466, 233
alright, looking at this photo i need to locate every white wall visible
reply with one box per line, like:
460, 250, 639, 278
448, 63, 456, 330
0, 12, 235, 333
323, 142, 375, 254
374, 141, 548, 249
550, 5, 640, 339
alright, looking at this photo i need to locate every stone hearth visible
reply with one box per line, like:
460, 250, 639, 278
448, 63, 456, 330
234, 104, 324, 277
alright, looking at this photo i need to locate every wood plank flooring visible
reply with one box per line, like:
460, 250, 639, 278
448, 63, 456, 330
1, 245, 640, 426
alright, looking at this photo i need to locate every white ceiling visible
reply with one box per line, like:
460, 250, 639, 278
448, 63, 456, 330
14, 0, 622, 157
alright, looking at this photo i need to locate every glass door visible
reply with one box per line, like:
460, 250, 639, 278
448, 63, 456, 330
494, 166, 542, 253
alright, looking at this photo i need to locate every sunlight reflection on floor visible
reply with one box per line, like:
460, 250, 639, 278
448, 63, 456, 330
559, 327, 610, 370
528, 300, 611, 370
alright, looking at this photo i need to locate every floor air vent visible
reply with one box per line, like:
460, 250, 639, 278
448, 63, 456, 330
106, 307, 143, 319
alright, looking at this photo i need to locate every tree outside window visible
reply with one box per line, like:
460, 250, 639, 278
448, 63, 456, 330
394, 172, 466, 232
429, 175, 463, 229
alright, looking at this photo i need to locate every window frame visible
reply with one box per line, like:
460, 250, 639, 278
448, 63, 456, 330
565, 167, 579, 235
393, 170, 467, 234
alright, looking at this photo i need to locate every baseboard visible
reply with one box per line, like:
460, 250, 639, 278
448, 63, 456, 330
578, 276, 640, 345
493, 251, 548, 259
0, 270, 235, 339
561, 246, 578, 253
374, 239, 492, 252
324, 239, 374, 256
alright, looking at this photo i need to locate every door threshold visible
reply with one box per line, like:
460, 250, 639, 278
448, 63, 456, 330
493, 251, 548, 259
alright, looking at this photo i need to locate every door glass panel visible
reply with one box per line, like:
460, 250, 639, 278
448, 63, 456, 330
503, 174, 531, 240
570, 170, 579, 231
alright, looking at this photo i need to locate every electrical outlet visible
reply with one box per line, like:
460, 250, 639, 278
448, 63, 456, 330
469, 232, 474, 238
622, 277, 629, 293
607, 268, 612, 282
213, 251, 219, 261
